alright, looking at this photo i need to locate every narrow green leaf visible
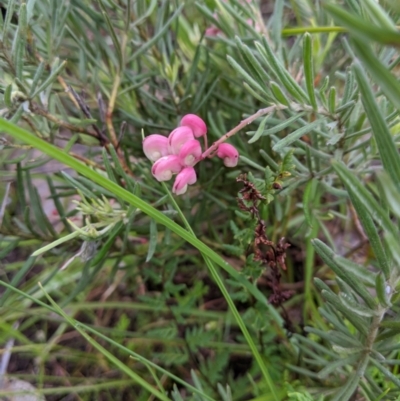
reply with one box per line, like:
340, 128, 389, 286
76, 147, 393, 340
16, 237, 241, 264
18, 3, 27, 36
2, 0, 16, 40
321, 290, 369, 336
339, 293, 378, 317
354, 61, 400, 189
219, 1, 259, 37
341, 70, 354, 106
270, 81, 290, 106
303, 33, 317, 110
306, 327, 361, 350
14, 40, 23, 82
362, 0, 397, 30
319, 305, 351, 335
235, 37, 271, 88
0, 256, 35, 306
303, 178, 317, 229
375, 272, 391, 307
381, 320, 400, 329
255, 39, 309, 103
128, 4, 184, 62
319, 75, 330, 92
312, 239, 377, 309
332, 161, 397, 236
334, 256, 376, 286
318, 355, 360, 379
331, 373, 360, 401
227, 55, 270, 101
97, 0, 123, 69
146, 219, 157, 262
30, 59, 67, 99
61, 172, 97, 199
329, 330, 363, 348
273, 118, 324, 151
28, 61, 45, 97
46, 176, 71, 233
31, 231, 79, 256
352, 39, 400, 111
346, 183, 390, 279
90, 222, 124, 267
325, 4, 400, 45
242, 82, 271, 104
101, 148, 117, 184
26, 0, 37, 21
261, 112, 305, 137
336, 100, 355, 114
25, 169, 56, 237
108, 146, 136, 193
328, 86, 336, 114
370, 359, 400, 388
4, 84, 13, 108
248, 114, 271, 144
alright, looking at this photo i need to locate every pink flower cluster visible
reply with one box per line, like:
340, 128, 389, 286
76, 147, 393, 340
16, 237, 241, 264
143, 114, 239, 195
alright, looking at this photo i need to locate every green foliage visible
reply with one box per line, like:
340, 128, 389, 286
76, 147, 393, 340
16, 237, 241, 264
1, 0, 400, 400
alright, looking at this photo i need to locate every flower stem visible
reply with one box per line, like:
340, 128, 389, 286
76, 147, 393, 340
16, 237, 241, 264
201, 104, 286, 160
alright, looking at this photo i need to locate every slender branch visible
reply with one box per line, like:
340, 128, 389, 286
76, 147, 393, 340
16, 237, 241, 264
106, 72, 122, 148
29, 103, 101, 138
201, 104, 287, 160
200, 101, 339, 161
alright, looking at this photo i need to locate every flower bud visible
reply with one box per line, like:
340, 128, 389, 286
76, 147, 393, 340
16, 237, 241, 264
173, 167, 197, 195
180, 114, 207, 138
216, 143, 239, 167
178, 139, 202, 167
168, 126, 194, 155
151, 155, 182, 182
142, 134, 169, 161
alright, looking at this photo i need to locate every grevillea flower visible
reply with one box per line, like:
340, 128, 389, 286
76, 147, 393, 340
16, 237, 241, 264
178, 139, 202, 167
216, 143, 239, 167
142, 134, 169, 161
172, 167, 197, 195
168, 126, 194, 155
180, 114, 207, 138
151, 155, 182, 182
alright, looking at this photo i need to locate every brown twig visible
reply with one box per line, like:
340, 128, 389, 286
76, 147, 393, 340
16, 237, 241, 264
29, 102, 102, 138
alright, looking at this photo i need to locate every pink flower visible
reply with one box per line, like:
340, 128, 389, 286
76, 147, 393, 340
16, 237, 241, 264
168, 126, 194, 155
151, 155, 182, 182
143, 134, 169, 162
173, 167, 197, 195
178, 139, 202, 167
216, 143, 239, 167
205, 26, 221, 36
180, 114, 207, 138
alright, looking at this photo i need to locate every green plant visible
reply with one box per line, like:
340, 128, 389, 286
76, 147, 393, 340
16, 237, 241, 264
0, 0, 400, 400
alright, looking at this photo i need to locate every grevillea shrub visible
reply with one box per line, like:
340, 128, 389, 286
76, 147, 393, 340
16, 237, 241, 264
1, 0, 400, 400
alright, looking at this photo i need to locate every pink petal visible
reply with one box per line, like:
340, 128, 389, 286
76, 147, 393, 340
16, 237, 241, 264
168, 126, 194, 155
216, 143, 239, 167
180, 114, 207, 138
143, 134, 169, 161
178, 139, 202, 167
172, 167, 197, 195
151, 155, 182, 182
205, 26, 221, 36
